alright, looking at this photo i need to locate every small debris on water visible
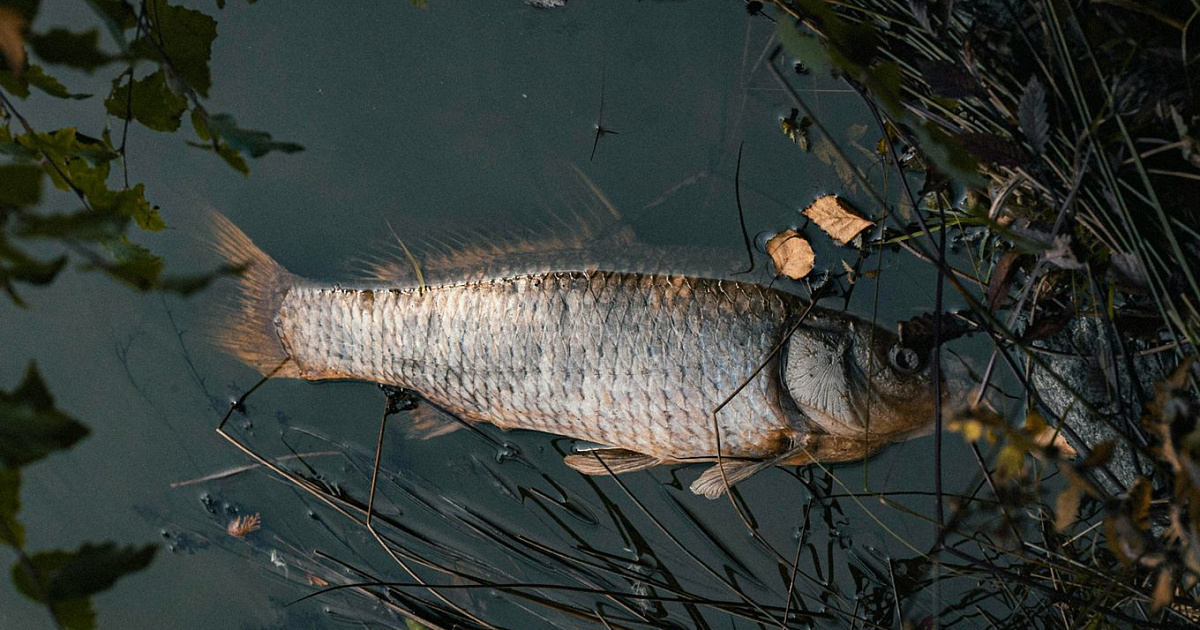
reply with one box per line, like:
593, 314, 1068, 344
226, 513, 261, 537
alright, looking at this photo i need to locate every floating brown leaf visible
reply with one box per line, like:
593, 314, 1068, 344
1129, 477, 1152, 532
1027, 411, 1077, 459
986, 251, 1020, 312
802, 195, 873, 245
765, 230, 814, 280
1055, 486, 1081, 531
0, 7, 26, 77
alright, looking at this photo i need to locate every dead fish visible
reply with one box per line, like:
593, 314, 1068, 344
212, 213, 939, 498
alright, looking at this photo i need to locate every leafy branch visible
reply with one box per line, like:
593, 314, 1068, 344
0, 0, 304, 627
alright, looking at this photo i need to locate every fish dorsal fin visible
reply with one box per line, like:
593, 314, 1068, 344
563, 448, 665, 476
688, 459, 771, 499
357, 167, 749, 287
360, 167, 631, 285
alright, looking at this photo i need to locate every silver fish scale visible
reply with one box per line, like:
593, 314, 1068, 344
275, 271, 805, 459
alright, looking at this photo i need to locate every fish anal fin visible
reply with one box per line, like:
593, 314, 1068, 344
564, 448, 663, 476
689, 459, 771, 499
402, 405, 467, 440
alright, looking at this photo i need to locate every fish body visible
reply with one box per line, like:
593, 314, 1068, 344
213, 214, 938, 496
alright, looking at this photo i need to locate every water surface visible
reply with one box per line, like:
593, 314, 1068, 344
2, 2, 976, 628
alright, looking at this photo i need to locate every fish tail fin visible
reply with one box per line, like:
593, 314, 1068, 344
211, 212, 299, 377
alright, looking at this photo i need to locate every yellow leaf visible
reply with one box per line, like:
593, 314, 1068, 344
949, 418, 984, 442
1055, 486, 1081, 531
802, 195, 873, 245
1024, 410, 1048, 434
996, 443, 1026, 479
765, 230, 815, 280
0, 7, 26, 77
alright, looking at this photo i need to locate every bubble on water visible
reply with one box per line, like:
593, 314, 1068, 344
496, 442, 521, 464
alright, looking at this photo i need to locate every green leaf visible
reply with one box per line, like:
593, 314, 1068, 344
50, 597, 96, 630
207, 113, 303, 158
189, 108, 210, 141
864, 61, 903, 117
15, 208, 128, 242
104, 69, 187, 132
157, 270, 224, 295
0, 468, 23, 549
17, 127, 118, 168
43, 543, 159, 600
11, 555, 98, 630
0, 68, 30, 98
11, 543, 156, 630
188, 137, 249, 175
0, 126, 38, 160
0, 242, 68, 295
0, 163, 43, 205
0, 362, 90, 468
14, 128, 161, 231
216, 141, 248, 175
102, 184, 162, 231
776, 21, 833, 75
912, 121, 987, 188
25, 65, 90, 99
190, 111, 304, 175
0, 0, 40, 21
28, 28, 114, 73
134, 0, 216, 97
83, 0, 137, 49
100, 236, 162, 290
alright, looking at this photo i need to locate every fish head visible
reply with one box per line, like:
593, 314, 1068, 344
783, 309, 941, 443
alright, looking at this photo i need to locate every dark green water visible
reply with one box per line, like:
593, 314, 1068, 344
3, 1, 979, 628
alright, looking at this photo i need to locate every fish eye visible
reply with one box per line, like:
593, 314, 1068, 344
888, 345, 924, 374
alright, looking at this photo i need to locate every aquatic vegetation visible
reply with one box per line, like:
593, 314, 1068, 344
765, 0, 1200, 625
0, 0, 299, 628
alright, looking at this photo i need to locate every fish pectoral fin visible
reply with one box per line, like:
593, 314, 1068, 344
563, 448, 663, 476
401, 405, 468, 440
689, 459, 772, 499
